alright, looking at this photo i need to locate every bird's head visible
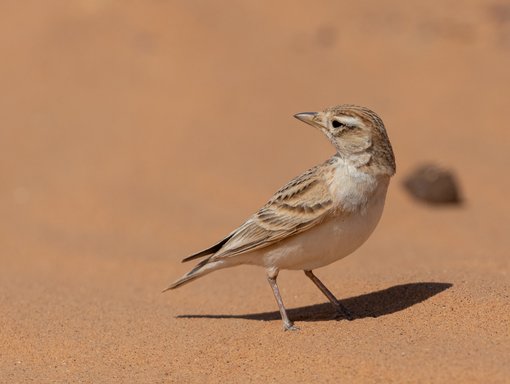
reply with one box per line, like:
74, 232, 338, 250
294, 105, 396, 175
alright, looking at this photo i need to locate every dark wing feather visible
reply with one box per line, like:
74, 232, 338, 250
181, 234, 233, 263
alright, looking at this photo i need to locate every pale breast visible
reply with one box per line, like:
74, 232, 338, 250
328, 157, 380, 212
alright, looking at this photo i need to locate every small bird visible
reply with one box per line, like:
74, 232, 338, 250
165, 105, 396, 331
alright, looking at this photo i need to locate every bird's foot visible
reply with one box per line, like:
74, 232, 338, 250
333, 304, 354, 321
283, 322, 300, 331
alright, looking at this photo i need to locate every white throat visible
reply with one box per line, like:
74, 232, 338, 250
328, 156, 384, 213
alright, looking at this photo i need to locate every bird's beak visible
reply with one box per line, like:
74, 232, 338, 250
294, 112, 327, 132
293, 112, 318, 126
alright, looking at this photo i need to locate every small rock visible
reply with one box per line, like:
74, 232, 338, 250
403, 164, 462, 204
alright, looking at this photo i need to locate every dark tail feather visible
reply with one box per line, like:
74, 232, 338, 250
181, 234, 233, 263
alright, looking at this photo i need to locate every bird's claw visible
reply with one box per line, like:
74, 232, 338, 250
283, 322, 300, 331
334, 305, 354, 321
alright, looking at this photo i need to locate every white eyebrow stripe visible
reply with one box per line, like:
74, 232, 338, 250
337, 116, 360, 127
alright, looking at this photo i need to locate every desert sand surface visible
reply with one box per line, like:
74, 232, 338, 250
1, 1, 509, 383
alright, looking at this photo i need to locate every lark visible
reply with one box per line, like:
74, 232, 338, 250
165, 105, 396, 331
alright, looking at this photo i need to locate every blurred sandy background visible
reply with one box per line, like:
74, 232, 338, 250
1, 1, 509, 382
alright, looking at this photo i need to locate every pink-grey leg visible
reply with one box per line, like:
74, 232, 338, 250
304, 270, 353, 320
267, 271, 299, 331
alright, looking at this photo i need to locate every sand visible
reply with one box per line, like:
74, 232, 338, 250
1, 1, 509, 382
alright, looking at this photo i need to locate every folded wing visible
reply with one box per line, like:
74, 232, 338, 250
210, 164, 334, 260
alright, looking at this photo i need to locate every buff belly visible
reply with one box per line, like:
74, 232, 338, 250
240, 180, 389, 271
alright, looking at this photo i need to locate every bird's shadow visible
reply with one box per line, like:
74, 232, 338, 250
177, 282, 452, 322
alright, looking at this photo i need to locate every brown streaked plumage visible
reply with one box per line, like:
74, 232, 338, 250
165, 105, 396, 331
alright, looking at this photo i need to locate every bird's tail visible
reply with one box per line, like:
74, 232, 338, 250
162, 258, 224, 292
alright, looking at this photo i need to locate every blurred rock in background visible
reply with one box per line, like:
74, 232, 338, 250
403, 164, 462, 205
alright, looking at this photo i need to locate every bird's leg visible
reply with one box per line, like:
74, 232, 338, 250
304, 270, 353, 320
267, 270, 299, 331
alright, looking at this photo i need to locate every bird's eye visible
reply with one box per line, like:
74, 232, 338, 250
332, 120, 343, 128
